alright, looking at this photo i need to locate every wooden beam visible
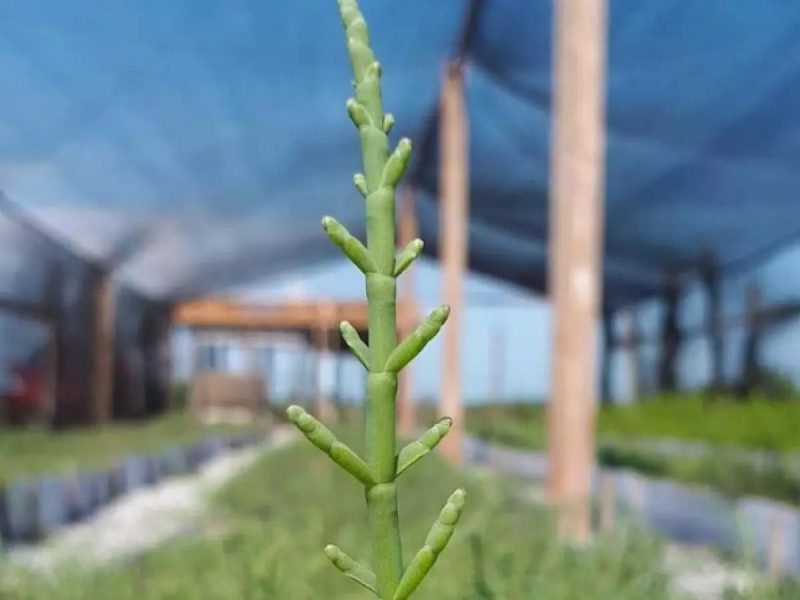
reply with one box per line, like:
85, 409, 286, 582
546, 0, 608, 542
90, 269, 116, 425
439, 61, 469, 464
397, 185, 419, 438
174, 298, 415, 335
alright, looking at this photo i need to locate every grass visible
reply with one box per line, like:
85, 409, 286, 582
467, 395, 800, 452
0, 432, 678, 599
2, 430, 797, 598
467, 397, 800, 504
0, 411, 262, 484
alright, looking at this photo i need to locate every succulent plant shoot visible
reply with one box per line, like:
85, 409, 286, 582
285, 1, 465, 598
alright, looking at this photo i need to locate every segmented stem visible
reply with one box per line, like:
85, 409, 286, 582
288, 2, 465, 597
393, 489, 467, 600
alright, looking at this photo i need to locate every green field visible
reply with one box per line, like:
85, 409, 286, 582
2, 428, 798, 598
0, 412, 263, 484
467, 395, 800, 451
467, 396, 800, 503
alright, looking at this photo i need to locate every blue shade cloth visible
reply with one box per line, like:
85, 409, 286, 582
0, 0, 468, 299
416, 0, 800, 308
1, 1, 799, 306
0, 2, 798, 308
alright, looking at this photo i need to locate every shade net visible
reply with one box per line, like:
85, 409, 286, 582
0, 0, 799, 410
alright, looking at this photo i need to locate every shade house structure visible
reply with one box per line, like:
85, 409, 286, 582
1, 0, 800, 540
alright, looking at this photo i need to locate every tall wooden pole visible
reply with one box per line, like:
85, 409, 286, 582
740, 284, 763, 398
398, 185, 420, 438
90, 268, 115, 425
42, 320, 59, 426
702, 254, 724, 394
658, 271, 681, 393
546, 0, 608, 542
439, 61, 469, 464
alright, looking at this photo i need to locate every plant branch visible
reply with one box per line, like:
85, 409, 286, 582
394, 239, 424, 277
340, 320, 370, 369
322, 216, 375, 273
325, 545, 379, 596
392, 489, 467, 600
396, 418, 453, 477
286, 406, 376, 485
384, 305, 450, 372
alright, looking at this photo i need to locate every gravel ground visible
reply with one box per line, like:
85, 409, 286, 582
6, 427, 295, 575
665, 543, 755, 599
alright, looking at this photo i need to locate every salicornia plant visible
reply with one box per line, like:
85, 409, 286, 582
285, 1, 465, 598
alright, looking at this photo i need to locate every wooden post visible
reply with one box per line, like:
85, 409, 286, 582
622, 308, 641, 403
90, 268, 115, 425
658, 270, 681, 393
767, 513, 786, 577
398, 185, 420, 438
601, 311, 614, 405
41, 264, 62, 427
546, 0, 608, 542
191, 328, 204, 374
739, 284, 763, 398
439, 61, 469, 464
599, 472, 616, 531
41, 320, 59, 426
263, 344, 275, 405
292, 345, 306, 405
702, 254, 724, 394
314, 304, 337, 422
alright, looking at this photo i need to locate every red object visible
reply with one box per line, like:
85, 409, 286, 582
13, 364, 44, 409
3, 361, 44, 423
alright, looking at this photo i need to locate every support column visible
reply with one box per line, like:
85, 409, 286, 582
263, 343, 275, 405
90, 268, 115, 425
546, 0, 608, 542
702, 254, 724, 394
191, 328, 203, 375
658, 271, 681, 393
439, 61, 469, 464
739, 284, 763, 398
314, 304, 337, 422
398, 185, 420, 438
41, 319, 59, 426
292, 344, 306, 405
601, 310, 614, 405
622, 308, 641, 403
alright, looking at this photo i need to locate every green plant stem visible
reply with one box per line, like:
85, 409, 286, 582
337, 0, 405, 594
285, 2, 462, 596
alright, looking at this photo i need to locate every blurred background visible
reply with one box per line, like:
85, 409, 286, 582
0, 0, 799, 598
